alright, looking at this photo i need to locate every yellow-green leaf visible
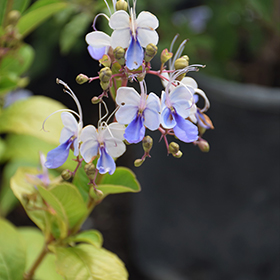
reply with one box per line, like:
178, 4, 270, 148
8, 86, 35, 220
67, 230, 103, 248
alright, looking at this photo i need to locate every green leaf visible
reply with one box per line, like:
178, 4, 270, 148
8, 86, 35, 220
0, 0, 8, 26
53, 244, 128, 280
12, 0, 31, 14
10, 167, 52, 237
0, 73, 18, 96
17, 0, 68, 38
67, 230, 103, 248
0, 137, 5, 161
37, 183, 88, 237
60, 12, 92, 54
97, 167, 141, 198
19, 227, 63, 280
0, 218, 26, 280
0, 43, 35, 76
0, 96, 66, 144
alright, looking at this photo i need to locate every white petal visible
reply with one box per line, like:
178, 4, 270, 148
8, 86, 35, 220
136, 11, 159, 30
144, 94, 161, 130
80, 140, 99, 163
103, 123, 126, 141
109, 10, 130, 29
116, 87, 141, 106
161, 72, 169, 88
137, 28, 159, 48
61, 112, 78, 131
85, 31, 111, 48
59, 127, 73, 144
115, 105, 138, 124
170, 85, 194, 118
111, 29, 131, 49
195, 88, 210, 112
181, 76, 198, 89
80, 125, 98, 143
105, 138, 126, 158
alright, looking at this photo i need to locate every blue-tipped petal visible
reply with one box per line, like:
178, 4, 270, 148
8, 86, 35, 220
173, 113, 198, 143
124, 114, 145, 144
87, 45, 106, 61
45, 139, 72, 169
97, 146, 116, 175
125, 38, 144, 70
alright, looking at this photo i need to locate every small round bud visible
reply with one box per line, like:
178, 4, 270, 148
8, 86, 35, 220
61, 169, 72, 181
173, 150, 183, 158
134, 158, 145, 167
116, 0, 128, 11
144, 43, 158, 62
113, 48, 125, 65
91, 96, 100, 104
7, 10, 21, 26
169, 142, 179, 155
99, 67, 112, 83
174, 57, 189, 70
76, 74, 89, 84
142, 136, 153, 152
84, 163, 96, 179
95, 189, 104, 198
99, 54, 111, 67
198, 139, 210, 152
160, 49, 173, 64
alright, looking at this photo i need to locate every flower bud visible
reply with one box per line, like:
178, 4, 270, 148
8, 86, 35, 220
169, 142, 179, 155
173, 150, 183, 158
116, 0, 128, 11
134, 158, 145, 167
99, 67, 112, 83
76, 74, 89, 84
7, 10, 21, 26
17, 77, 29, 88
95, 189, 104, 198
142, 136, 153, 153
174, 56, 189, 81
197, 139, 210, 152
113, 46, 125, 65
91, 96, 100, 104
137, 71, 146, 82
84, 163, 96, 179
160, 49, 173, 64
144, 43, 158, 62
61, 169, 72, 181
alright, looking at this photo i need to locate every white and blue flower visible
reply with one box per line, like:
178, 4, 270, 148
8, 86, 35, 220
115, 84, 161, 143
80, 122, 126, 175
161, 84, 198, 143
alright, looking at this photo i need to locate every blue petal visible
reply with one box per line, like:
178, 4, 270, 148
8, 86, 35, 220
45, 139, 72, 169
87, 45, 106, 60
97, 146, 116, 175
124, 114, 145, 143
196, 111, 211, 129
125, 37, 144, 70
173, 113, 198, 143
161, 107, 176, 129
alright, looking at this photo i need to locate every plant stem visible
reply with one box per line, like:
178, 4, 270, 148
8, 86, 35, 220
23, 240, 50, 280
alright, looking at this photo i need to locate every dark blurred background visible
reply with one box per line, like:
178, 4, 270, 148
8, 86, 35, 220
8, 0, 280, 279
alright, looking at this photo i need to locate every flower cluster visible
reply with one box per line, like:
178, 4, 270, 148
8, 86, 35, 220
44, 0, 213, 187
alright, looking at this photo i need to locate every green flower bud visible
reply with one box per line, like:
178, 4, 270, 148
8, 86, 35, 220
95, 189, 104, 198
137, 71, 146, 82
169, 142, 179, 155
142, 136, 153, 152
99, 67, 112, 83
134, 158, 145, 167
7, 10, 21, 26
99, 54, 111, 67
116, 0, 128, 11
198, 139, 210, 152
173, 150, 183, 158
84, 163, 96, 180
17, 77, 29, 88
91, 96, 100, 104
160, 49, 173, 64
144, 43, 158, 62
76, 74, 89, 84
113, 46, 125, 65
174, 57, 189, 70
61, 169, 72, 181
